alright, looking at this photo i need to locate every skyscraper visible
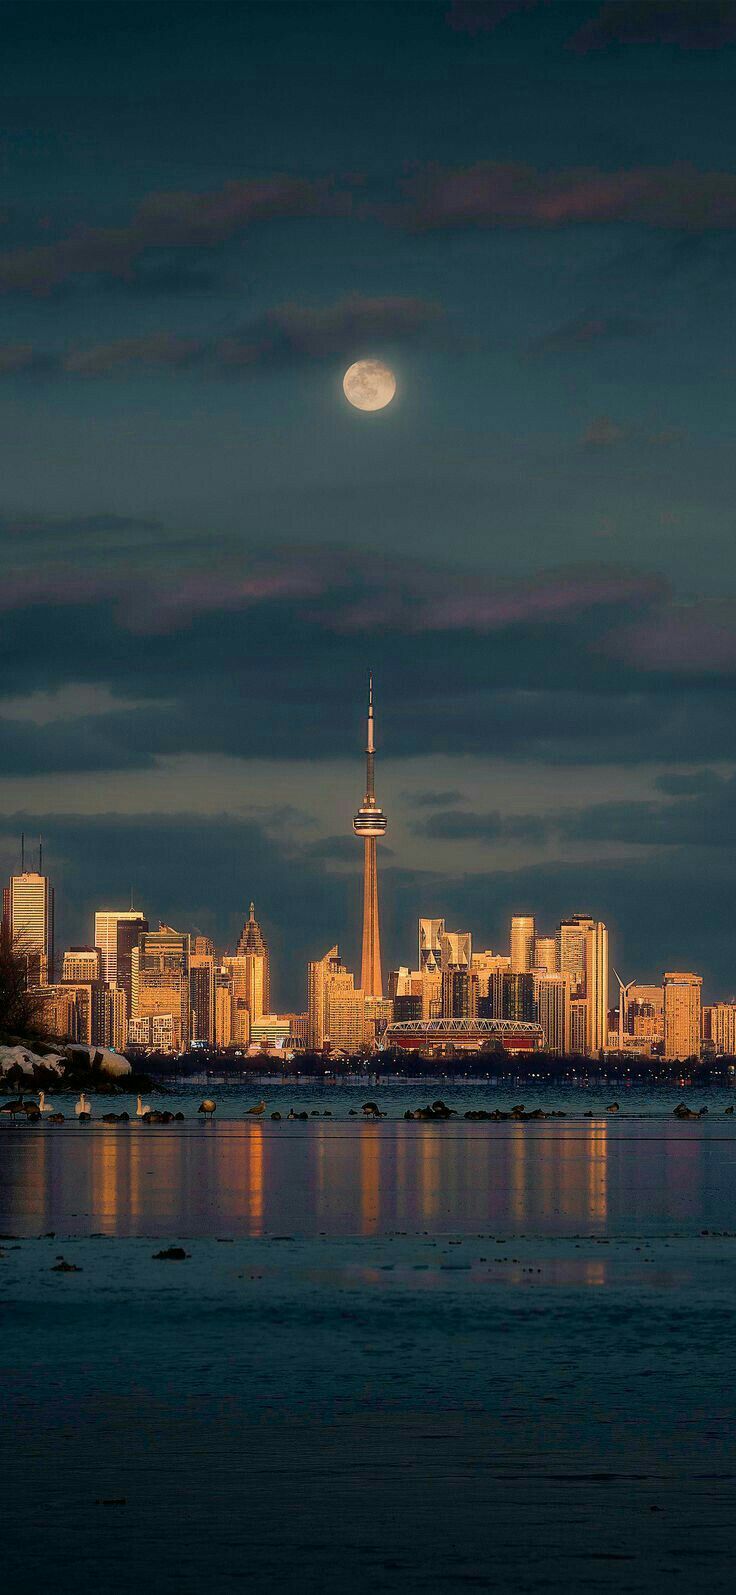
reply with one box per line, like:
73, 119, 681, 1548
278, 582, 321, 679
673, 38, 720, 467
510, 916, 535, 973
353, 675, 387, 999
558, 914, 608, 1054
3, 857, 54, 985
236, 902, 270, 1016
663, 971, 702, 1060
419, 918, 444, 972
94, 909, 148, 1013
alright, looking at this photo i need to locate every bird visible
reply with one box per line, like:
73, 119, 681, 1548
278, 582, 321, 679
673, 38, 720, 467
606, 1102, 620, 1113
136, 1094, 151, 1118
48, 1111, 65, 1125
198, 1098, 217, 1120
37, 1091, 53, 1113
245, 1100, 266, 1116
0, 1096, 25, 1120
75, 1092, 91, 1119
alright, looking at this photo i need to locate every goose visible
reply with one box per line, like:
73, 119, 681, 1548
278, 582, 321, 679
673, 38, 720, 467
198, 1098, 216, 1120
37, 1091, 53, 1113
75, 1092, 91, 1119
136, 1094, 151, 1118
245, 1100, 266, 1116
48, 1111, 65, 1125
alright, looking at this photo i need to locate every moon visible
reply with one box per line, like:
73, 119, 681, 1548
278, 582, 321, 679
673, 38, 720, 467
343, 359, 396, 412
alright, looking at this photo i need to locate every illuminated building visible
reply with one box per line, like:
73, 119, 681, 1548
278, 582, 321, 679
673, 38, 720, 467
215, 969, 234, 1048
382, 1017, 542, 1055
3, 862, 54, 985
663, 971, 702, 1060
131, 925, 190, 1051
62, 946, 101, 983
94, 909, 148, 1015
510, 915, 535, 974
557, 915, 608, 1055
533, 936, 557, 973
353, 675, 387, 998
236, 903, 270, 1017
190, 952, 215, 1044
703, 1003, 736, 1055
33, 977, 125, 1048
419, 918, 444, 972
222, 955, 253, 1044
534, 971, 571, 1055
625, 984, 664, 1048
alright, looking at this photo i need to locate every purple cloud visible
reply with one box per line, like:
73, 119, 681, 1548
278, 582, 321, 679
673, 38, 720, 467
570, 2, 736, 54
401, 161, 736, 231
0, 176, 352, 295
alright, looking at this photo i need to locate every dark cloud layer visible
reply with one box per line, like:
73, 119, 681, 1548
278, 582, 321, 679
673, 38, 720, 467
570, 2, 736, 54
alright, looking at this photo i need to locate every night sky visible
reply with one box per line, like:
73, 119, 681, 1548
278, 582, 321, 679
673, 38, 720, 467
3, 0, 736, 1005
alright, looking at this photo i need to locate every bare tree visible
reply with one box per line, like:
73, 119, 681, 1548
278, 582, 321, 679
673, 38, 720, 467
0, 922, 49, 1041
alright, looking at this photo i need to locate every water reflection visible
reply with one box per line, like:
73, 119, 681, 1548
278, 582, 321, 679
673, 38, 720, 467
0, 1119, 731, 1237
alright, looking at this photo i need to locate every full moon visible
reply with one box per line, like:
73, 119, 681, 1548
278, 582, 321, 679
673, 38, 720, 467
343, 359, 396, 412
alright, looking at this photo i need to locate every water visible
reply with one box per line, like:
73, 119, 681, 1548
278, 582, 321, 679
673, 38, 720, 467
2, 1083, 736, 1592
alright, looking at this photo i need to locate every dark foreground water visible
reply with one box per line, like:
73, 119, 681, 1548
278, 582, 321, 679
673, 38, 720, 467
2, 1087, 736, 1593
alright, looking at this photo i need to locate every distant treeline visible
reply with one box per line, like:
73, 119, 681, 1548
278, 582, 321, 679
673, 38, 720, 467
135, 1046, 735, 1085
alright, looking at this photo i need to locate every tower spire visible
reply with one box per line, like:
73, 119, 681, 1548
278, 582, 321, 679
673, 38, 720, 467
353, 673, 387, 998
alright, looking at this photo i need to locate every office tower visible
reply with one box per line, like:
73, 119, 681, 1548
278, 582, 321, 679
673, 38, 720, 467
533, 936, 557, 973
570, 998, 587, 1053
502, 972, 536, 1022
534, 972, 571, 1055
235, 902, 270, 1017
94, 909, 148, 1014
190, 952, 215, 1044
442, 967, 477, 1019
440, 930, 472, 970
308, 946, 343, 1050
419, 918, 445, 972
582, 919, 609, 1055
131, 925, 190, 1052
307, 944, 374, 1051
62, 947, 101, 983
557, 917, 588, 996
663, 971, 702, 1060
625, 984, 664, 1047
34, 977, 124, 1048
4, 853, 54, 984
558, 915, 608, 1054
214, 968, 234, 1048
353, 675, 387, 999
704, 1003, 736, 1056
192, 935, 216, 957
510, 916, 535, 974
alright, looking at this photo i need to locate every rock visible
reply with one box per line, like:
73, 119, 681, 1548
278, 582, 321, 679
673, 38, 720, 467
52, 1259, 82, 1272
152, 1246, 189, 1260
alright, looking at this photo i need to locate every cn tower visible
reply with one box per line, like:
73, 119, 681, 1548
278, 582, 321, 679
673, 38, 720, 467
353, 673, 387, 998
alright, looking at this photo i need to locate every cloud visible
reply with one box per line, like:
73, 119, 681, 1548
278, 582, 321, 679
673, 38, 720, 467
407, 790, 466, 809
583, 416, 629, 449
654, 769, 726, 796
0, 295, 444, 379
412, 808, 548, 842
63, 333, 202, 376
400, 161, 736, 232
569, 2, 736, 54
559, 777, 736, 849
0, 175, 352, 295
607, 600, 736, 673
528, 313, 652, 357
445, 1, 544, 33
216, 294, 444, 369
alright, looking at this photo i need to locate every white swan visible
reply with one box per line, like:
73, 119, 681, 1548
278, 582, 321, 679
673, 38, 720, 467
136, 1094, 151, 1118
75, 1092, 90, 1118
37, 1091, 53, 1113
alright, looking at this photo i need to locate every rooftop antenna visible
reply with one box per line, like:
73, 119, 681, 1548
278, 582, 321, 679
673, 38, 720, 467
21, 832, 25, 872
38, 836, 43, 874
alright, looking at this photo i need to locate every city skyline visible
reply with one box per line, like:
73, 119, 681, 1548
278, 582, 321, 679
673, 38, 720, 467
3, 4, 736, 1006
